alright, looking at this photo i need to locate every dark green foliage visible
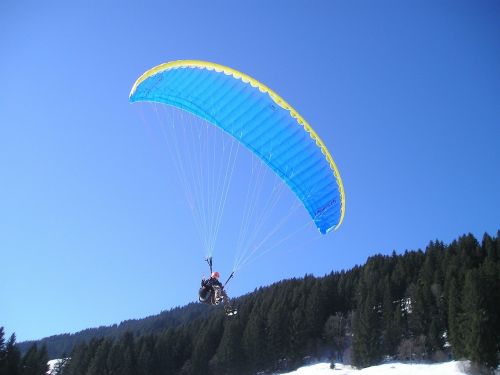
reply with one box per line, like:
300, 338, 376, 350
0, 333, 21, 375
323, 312, 348, 362
8, 230, 500, 374
352, 264, 383, 367
462, 263, 500, 370
0, 332, 47, 375
0, 328, 4, 361
190, 316, 224, 375
241, 302, 268, 370
381, 277, 401, 356
17, 302, 213, 359
62, 338, 102, 375
21, 344, 49, 375
210, 319, 246, 374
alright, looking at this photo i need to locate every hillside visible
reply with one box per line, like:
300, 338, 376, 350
18, 302, 215, 359
17, 230, 500, 374
47, 359, 473, 375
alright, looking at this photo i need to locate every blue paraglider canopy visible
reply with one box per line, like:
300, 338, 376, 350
130, 60, 345, 235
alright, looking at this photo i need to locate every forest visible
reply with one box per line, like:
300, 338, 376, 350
3, 230, 500, 375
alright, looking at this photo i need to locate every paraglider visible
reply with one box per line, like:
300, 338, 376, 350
129, 60, 345, 234
130, 60, 345, 314
199, 258, 237, 316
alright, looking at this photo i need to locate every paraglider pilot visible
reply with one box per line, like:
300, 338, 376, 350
199, 271, 228, 304
199, 271, 236, 315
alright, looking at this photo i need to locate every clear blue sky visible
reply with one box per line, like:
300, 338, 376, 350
1, 0, 499, 342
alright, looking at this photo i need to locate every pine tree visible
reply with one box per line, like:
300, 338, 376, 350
190, 316, 223, 375
304, 279, 328, 346
0, 327, 5, 375
116, 332, 138, 375
352, 303, 381, 368
2, 334, 21, 375
392, 303, 406, 350
462, 265, 500, 370
352, 271, 382, 368
0, 327, 5, 357
171, 330, 192, 373
136, 336, 154, 375
37, 345, 49, 375
242, 305, 268, 372
381, 277, 399, 356
21, 343, 48, 375
323, 313, 347, 362
105, 340, 124, 375
149, 331, 169, 375
63, 339, 102, 375
482, 233, 498, 262
86, 339, 112, 375
267, 299, 290, 364
288, 307, 307, 364
211, 319, 246, 374
457, 234, 482, 269
447, 282, 465, 357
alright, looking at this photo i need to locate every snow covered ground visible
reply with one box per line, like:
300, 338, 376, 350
279, 361, 470, 375
47, 358, 494, 375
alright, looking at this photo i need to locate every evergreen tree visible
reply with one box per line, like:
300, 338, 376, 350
352, 303, 381, 368
457, 234, 482, 270
381, 277, 399, 356
352, 267, 382, 368
211, 319, 246, 374
152, 332, 172, 375
86, 339, 113, 375
323, 313, 348, 362
0, 328, 5, 358
105, 340, 124, 375
1, 334, 21, 375
392, 302, 405, 349
288, 307, 307, 364
20, 343, 48, 375
304, 279, 328, 347
462, 266, 499, 370
242, 304, 268, 371
136, 336, 154, 375
190, 316, 223, 375
171, 330, 193, 373
445, 262, 466, 357
482, 233, 498, 263
62, 339, 101, 375
0, 327, 5, 375
37, 345, 49, 375
116, 332, 138, 375
267, 299, 290, 364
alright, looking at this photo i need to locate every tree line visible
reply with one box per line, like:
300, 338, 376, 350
18, 303, 213, 360
9, 230, 500, 374
0, 328, 48, 375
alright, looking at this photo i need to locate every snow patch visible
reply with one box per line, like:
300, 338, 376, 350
47, 359, 59, 374
47, 358, 67, 374
278, 361, 469, 375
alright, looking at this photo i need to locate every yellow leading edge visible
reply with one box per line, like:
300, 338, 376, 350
130, 60, 345, 229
